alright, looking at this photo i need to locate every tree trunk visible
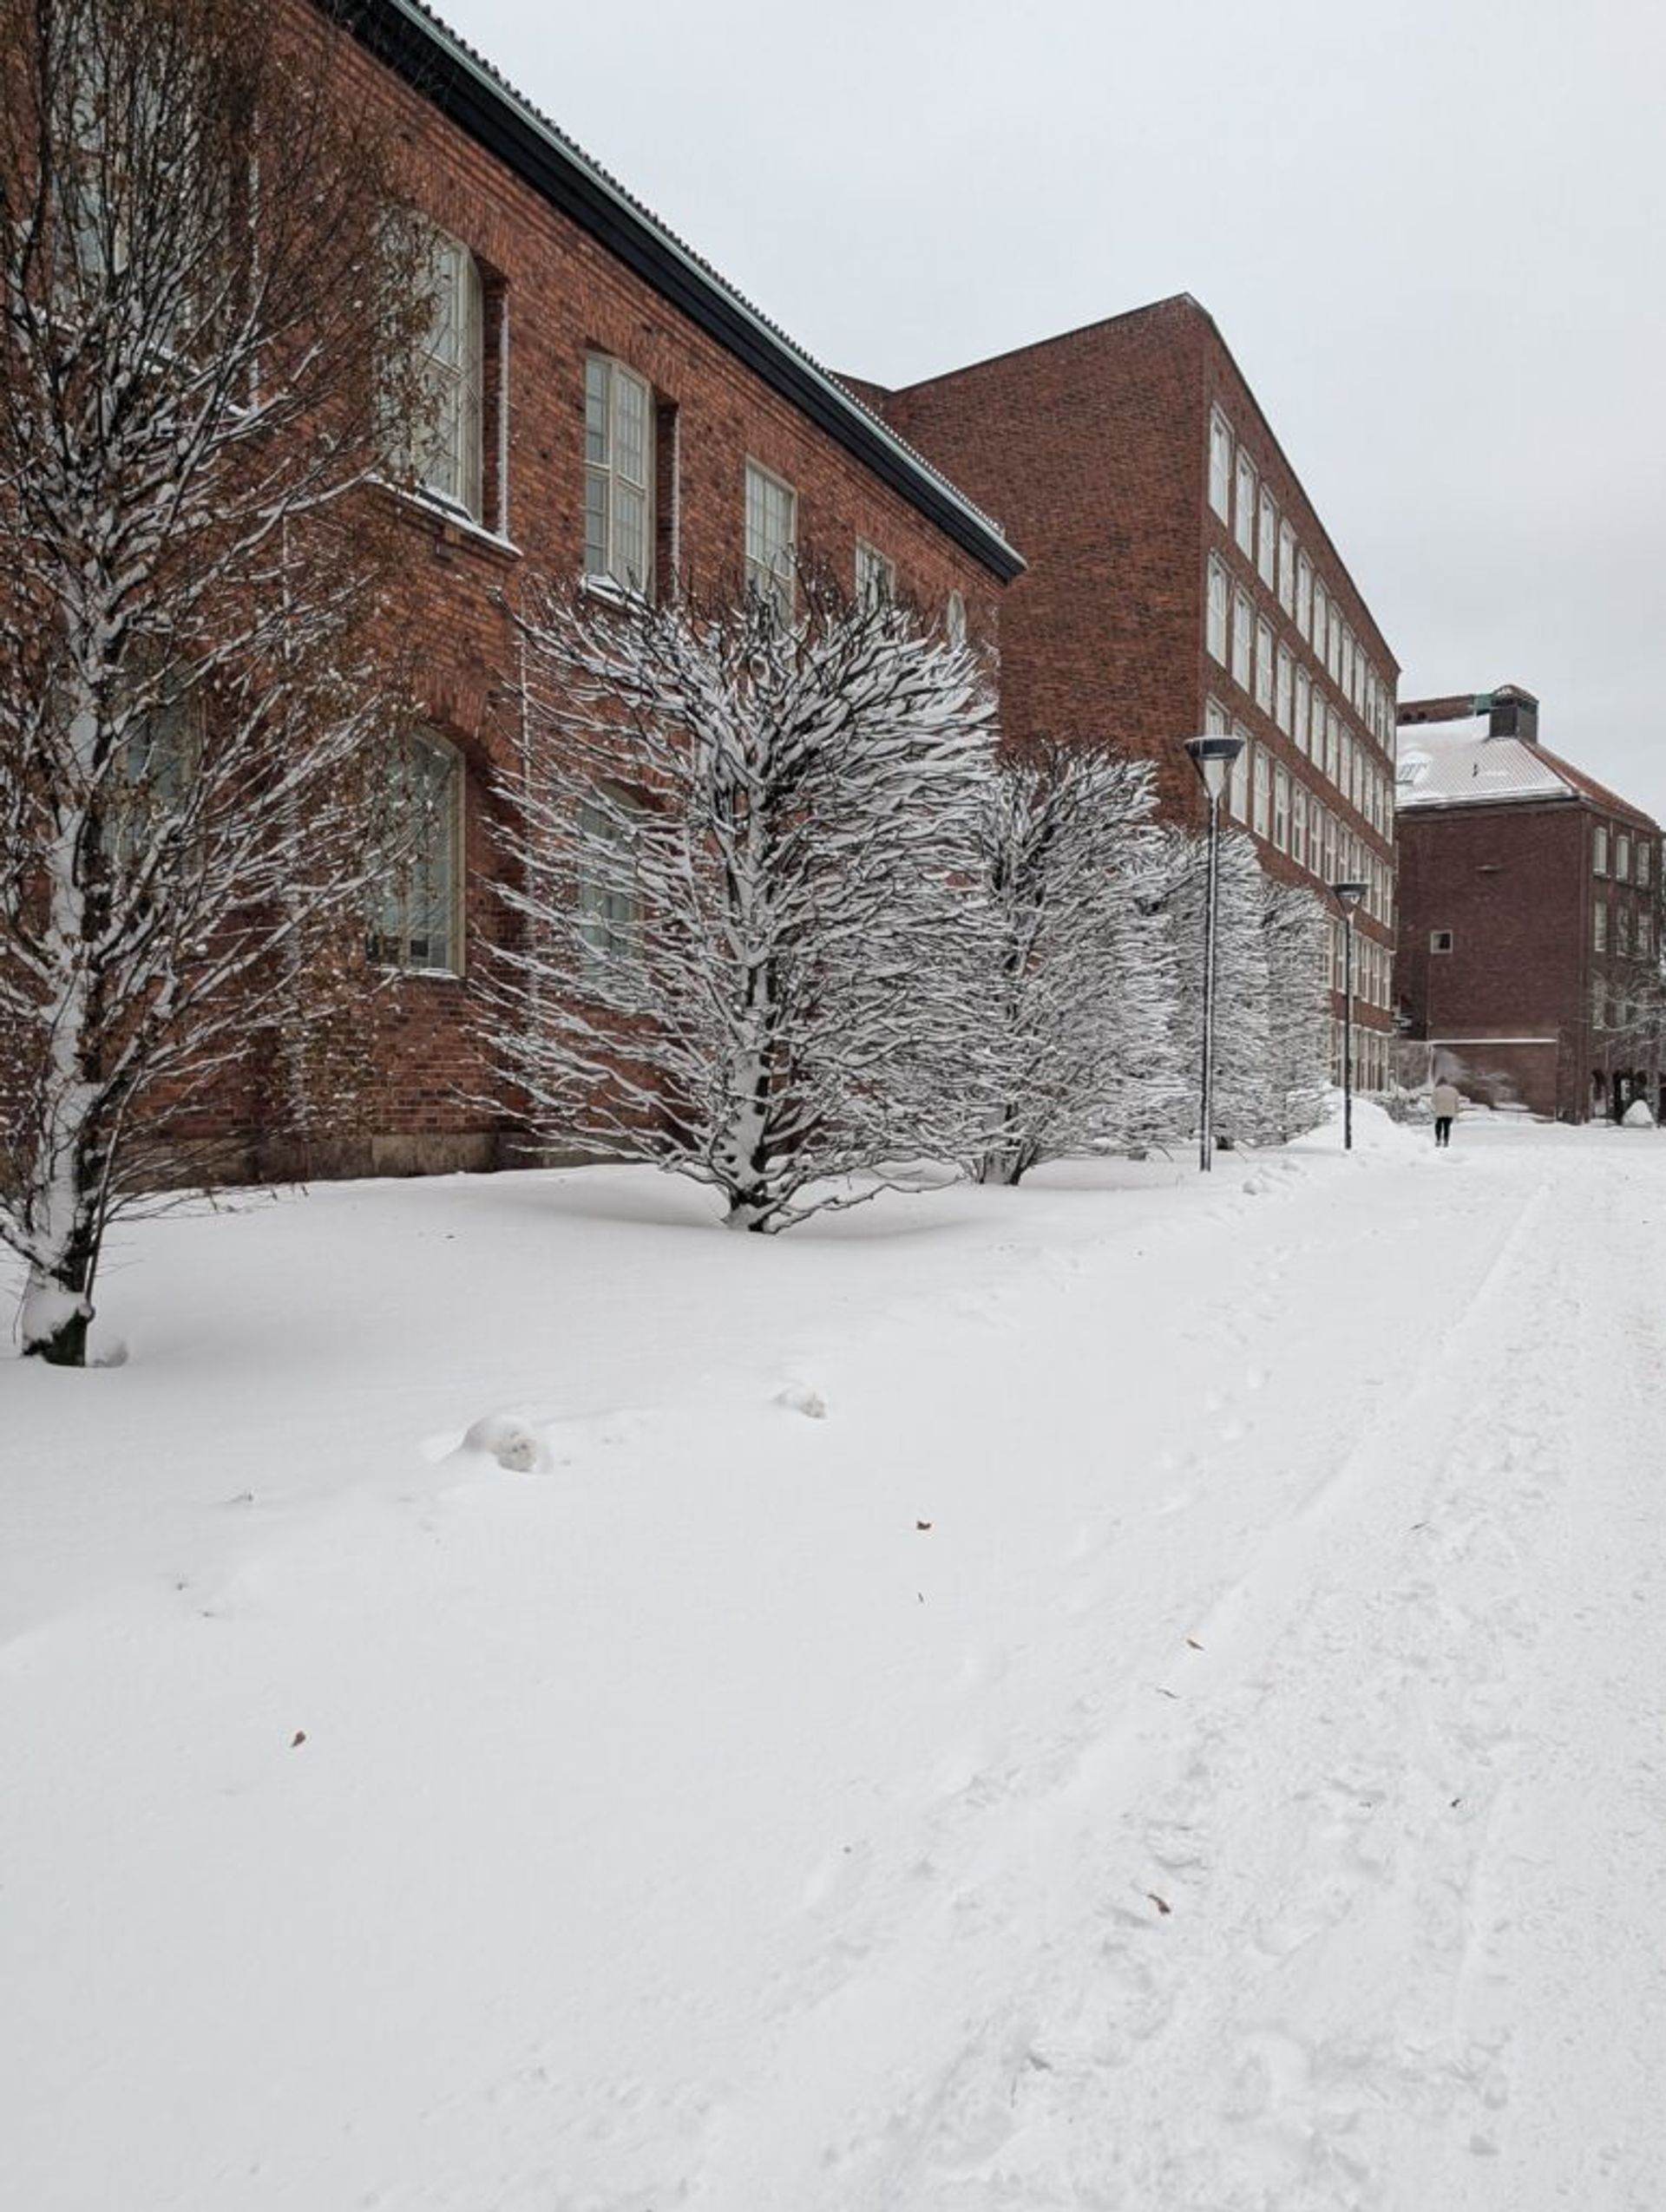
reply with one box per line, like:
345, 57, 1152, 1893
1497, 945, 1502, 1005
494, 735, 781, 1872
20, 1240, 96, 1366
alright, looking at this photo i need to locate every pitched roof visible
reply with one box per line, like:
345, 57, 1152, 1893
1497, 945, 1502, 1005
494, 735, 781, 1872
1397, 725, 1660, 829
329, 0, 1025, 583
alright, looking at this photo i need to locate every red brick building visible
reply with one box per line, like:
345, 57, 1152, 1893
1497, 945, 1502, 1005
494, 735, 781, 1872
1394, 687, 1666, 1122
852, 296, 1401, 1092
241, 0, 1023, 1175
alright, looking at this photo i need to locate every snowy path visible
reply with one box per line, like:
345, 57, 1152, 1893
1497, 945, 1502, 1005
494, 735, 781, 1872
5, 1118, 1666, 2209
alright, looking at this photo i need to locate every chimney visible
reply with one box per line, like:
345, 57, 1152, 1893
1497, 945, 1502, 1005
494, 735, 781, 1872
1486, 684, 1539, 746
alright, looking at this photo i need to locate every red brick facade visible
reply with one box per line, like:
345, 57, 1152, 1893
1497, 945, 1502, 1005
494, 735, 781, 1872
242, 0, 1019, 1177
857, 296, 1402, 1087
1394, 769, 1665, 1122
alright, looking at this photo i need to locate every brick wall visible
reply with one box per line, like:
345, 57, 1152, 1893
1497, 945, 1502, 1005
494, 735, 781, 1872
868, 293, 1400, 1045
1396, 798, 1666, 1119
233, 0, 1013, 1175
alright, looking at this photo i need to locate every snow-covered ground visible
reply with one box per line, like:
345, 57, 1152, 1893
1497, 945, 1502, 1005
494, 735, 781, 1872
5, 1106, 1666, 2211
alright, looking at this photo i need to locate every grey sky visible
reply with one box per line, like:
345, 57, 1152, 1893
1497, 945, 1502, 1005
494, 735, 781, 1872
437, 0, 1666, 819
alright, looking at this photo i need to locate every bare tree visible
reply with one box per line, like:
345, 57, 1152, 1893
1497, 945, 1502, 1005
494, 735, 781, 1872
486, 573, 999, 1230
0, 0, 432, 1363
964, 739, 1184, 1185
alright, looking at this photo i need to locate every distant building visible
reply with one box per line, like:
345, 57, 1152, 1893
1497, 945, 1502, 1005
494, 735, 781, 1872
1394, 686, 1665, 1121
852, 294, 1401, 1091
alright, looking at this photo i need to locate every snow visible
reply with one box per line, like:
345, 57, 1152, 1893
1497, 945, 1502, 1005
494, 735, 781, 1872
5, 1104, 1666, 2209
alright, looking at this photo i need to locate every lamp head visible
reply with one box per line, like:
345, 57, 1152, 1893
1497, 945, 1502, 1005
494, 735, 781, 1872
1184, 731, 1244, 804
1331, 879, 1368, 913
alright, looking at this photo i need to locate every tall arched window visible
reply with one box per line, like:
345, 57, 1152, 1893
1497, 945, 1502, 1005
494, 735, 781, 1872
372, 729, 462, 972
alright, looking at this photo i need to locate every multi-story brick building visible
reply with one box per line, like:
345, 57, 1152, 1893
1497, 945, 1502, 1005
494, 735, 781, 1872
226, 0, 1024, 1176
1394, 686, 1665, 1122
851, 295, 1401, 1093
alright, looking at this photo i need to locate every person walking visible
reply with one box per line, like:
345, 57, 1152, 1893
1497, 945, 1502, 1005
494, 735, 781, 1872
1432, 1077, 1461, 1148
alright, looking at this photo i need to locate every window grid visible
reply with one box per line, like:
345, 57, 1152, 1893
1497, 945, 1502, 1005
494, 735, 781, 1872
410, 232, 484, 520
373, 730, 462, 974
584, 355, 653, 592
744, 462, 797, 615
1209, 411, 1233, 520
1235, 452, 1256, 557
1206, 556, 1229, 663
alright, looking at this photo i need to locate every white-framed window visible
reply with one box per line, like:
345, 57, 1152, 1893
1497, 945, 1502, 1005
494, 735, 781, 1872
1257, 488, 1277, 587
372, 729, 462, 973
946, 590, 967, 650
856, 540, 896, 605
1291, 784, 1308, 867
1328, 613, 1342, 684
1295, 553, 1313, 639
1277, 521, 1296, 614
1235, 451, 1256, 556
1206, 557, 1230, 663
1253, 745, 1271, 838
104, 686, 200, 867
1273, 762, 1289, 852
1591, 978, 1606, 1028
403, 228, 484, 520
1309, 683, 1327, 760
1594, 824, 1609, 875
1340, 625, 1354, 707
1617, 904, 1633, 956
1312, 579, 1329, 666
584, 354, 653, 592
1275, 644, 1293, 734
1594, 899, 1608, 952
1326, 708, 1341, 787
1341, 731, 1355, 809
1205, 695, 1230, 737
1294, 665, 1310, 756
744, 461, 797, 615
1615, 833, 1632, 882
1641, 912, 1655, 959
1232, 589, 1254, 690
1638, 840, 1652, 888
1230, 723, 1252, 821
576, 787, 640, 966
1255, 616, 1274, 711
1209, 409, 1233, 520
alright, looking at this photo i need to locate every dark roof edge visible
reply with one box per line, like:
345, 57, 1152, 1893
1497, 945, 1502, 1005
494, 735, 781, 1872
331, 0, 1025, 584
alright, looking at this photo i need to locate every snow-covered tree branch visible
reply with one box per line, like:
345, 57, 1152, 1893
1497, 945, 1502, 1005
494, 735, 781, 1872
1143, 827, 1276, 1151
1258, 876, 1334, 1142
485, 573, 1000, 1229
963, 739, 1184, 1184
0, 0, 434, 1363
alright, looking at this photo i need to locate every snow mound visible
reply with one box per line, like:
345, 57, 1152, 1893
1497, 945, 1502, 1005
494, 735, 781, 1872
1623, 1099, 1656, 1128
776, 1382, 828, 1419
457, 1411, 550, 1473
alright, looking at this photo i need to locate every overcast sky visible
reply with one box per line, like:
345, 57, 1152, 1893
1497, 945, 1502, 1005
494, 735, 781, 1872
437, 0, 1666, 818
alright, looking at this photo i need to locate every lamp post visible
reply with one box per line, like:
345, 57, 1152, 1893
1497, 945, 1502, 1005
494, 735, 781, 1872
1329, 879, 1368, 1150
1184, 732, 1245, 1171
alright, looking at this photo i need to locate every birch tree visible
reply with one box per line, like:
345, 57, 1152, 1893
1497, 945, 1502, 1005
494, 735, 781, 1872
0, 0, 431, 1363
487, 574, 999, 1229
965, 740, 1184, 1184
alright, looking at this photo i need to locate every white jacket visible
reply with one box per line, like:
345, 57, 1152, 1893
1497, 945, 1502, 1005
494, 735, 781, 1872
1431, 1082, 1462, 1119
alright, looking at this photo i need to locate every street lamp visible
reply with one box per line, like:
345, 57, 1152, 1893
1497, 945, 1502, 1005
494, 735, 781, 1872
1184, 732, 1245, 1171
1329, 879, 1368, 1150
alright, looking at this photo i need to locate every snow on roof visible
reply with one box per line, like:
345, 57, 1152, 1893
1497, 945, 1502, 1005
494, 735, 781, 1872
1395, 727, 1572, 808
1396, 723, 1661, 827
